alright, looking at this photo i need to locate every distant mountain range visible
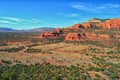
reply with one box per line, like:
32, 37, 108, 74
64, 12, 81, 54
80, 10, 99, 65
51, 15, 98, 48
0, 27, 55, 32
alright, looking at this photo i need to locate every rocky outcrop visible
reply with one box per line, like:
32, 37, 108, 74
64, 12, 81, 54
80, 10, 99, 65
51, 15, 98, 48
73, 24, 83, 29
39, 18, 120, 41
40, 31, 60, 38
73, 18, 120, 29
82, 23, 94, 28
55, 28, 61, 33
101, 18, 120, 29
40, 28, 63, 39
65, 33, 110, 41
73, 23, 95, 29
86, 34, 110, 41
65, 33, 86, 41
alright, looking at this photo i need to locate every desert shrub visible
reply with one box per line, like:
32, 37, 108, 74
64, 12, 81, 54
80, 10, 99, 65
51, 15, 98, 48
1, 59, 12, 64
107, 50, 114, 54
0, 46, 25, 52
43, 38, 65, 44
117, 42, 120, 52
0, 44, 8, 46
25, 48, 41, 53
0, 63, 92, 80
27, 44, 40, 47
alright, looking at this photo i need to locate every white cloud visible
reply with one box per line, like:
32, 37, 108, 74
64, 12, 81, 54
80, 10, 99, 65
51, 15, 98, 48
1, 17, 24, 22
71, 2, 120, 13
57, 12, 79, 18
0, 20, 17, 24
98, 4, 120, 9
65, 13, 78, 17
57, 12, 64, 15
0, 16, 43, 24
30, 19, 43, 23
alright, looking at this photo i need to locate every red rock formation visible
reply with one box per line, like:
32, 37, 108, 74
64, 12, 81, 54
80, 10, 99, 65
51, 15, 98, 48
82, 23, 93, 28
73, 23, 95, 29
40, 31, 60, 39
39, 18, 120, 41
65, 33, 110, 41
101, 18, 120, 29
73, 24, 82, 29
55, 28, 61, 33
86, 34, 110, 41
65, 33, 86, 41
40, 27, 64, 39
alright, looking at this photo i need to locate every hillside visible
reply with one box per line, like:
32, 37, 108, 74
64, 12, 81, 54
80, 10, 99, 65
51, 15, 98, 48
0, 18, 120, 80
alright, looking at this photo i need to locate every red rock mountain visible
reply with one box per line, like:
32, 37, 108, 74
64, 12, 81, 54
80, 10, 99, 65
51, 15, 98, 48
39, 18, 120, 41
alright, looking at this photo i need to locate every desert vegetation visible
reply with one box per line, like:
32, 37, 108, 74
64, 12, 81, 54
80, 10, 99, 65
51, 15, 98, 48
0, 18, 120, 80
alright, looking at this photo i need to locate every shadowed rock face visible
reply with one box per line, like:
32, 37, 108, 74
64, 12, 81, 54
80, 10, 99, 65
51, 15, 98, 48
101, 18, 120, 29
65, 33, 110, 41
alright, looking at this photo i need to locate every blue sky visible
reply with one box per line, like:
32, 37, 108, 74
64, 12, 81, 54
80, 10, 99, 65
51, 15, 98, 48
0, 0, 120, 30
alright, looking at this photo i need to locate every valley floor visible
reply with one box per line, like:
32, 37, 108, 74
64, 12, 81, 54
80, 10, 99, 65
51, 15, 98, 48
0, 42, 120, 79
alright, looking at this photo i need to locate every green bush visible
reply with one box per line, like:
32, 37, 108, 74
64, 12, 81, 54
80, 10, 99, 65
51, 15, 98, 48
25, 48, 41, 53
0, 46, 25, 52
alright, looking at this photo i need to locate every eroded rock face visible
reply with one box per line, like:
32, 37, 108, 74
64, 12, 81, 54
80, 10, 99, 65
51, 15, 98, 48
40, 27, 64, 39
82, 23, 94, 28
101, 18, 120, 29
73, 24, 82, 29
65, 33, 110, 41
65, 33, 86, 41
73, 23, 95, 29
39, 18, 120, 41
40, 31, 60, 38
